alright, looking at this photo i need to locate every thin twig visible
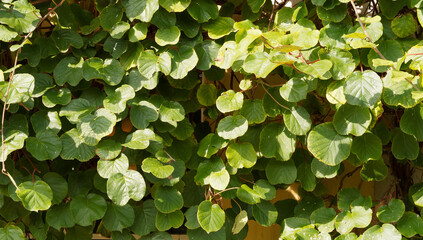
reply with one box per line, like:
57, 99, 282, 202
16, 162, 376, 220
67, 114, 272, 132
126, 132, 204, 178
268, 0, 277, 31
350, 0, 386, 60
213, 187, 239, 197
260, 81, 290, 110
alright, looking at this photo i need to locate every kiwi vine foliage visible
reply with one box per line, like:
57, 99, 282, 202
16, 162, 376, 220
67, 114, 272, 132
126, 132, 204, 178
1, 0, 423, 239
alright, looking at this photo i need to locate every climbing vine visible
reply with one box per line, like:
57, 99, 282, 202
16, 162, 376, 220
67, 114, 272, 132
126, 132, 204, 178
0, 0, 422, 239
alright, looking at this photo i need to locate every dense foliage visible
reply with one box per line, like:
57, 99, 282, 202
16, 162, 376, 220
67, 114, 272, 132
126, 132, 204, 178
2, 0, 423, 239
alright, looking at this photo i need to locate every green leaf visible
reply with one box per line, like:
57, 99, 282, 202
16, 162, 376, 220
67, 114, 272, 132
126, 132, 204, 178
0, 73, 34, 104
377, 199, 405, 223
326, 81, 347, 104
203, 17, 234, 39
316, 4, 347, 22
226, 142, 257, 169
259, 122, 296, 161
110, 21, 130, 39
368, 40, 404, 73
1, 114, 28, 161
294, 60, 332, 80
122, 0, 159, 22
60, 128, 96, 162
391, 13, 417, 38
137, 50, 160, 79
159, 101, 185, 124
307, 122, 352, 166
187, 0, 218, 23
156, 210, 184, 231
170, 118, 194, 140
266, 159, 297, 185
129, 22, 148, 42
70, 193, 107, 226
51, 29, 83, 52
195, 156, 229, 190
96, 139, 121, 160
410, 183, 423, 207
263, 86, 294, 117
337, 188, 368, 211
216, 90, 243, 113
0, 0, 40, 34
197, 133, 228, 158
16, 180, 53, 212
154, 186, 183, 213
123, 129, 155, 150
77, 108, 117, 146
382, 70, 422, 108
59, 99, 95, 124
169, 46, 198, 79
279, 217, 312, 239
319, 49, 355, 80
104, 37, 128, 59
107, 170, 146, 206
400, 104, 423, 141
83, 58, 125, 86
0, 225, 25, 240
283, 106, 311, 136
232, 210, 248, 234
185, 206, 200, 230
130, 100, 158, 130
396, 212, 423, 238
46, 203, 75, 230
311, 158, 340, 179
279, 77, 308, 103
335, 206, 372, 234
310, 207, 336, 233
344, 70, 383, 108
254, 179, 276, 200
197, 200, 225, 233
243, 52, 279, 78
102, 203, 134, 232
159, 0, 191, 12
26, 129, 61, 161
351, 133, 382, 162
100, 4, 123, 30
98, 153, 129, 179
319, 22, 349, 50
0, 25, 18, 42
252, 201, 278, 227
32, 73, 54, 98
155, 26, 180, 46
333, 104, 372, 136
362, 224, 401, 240
43, 172, 68, 205
42, 88, 71, 108
53, 57, 84, 86
391, 129, 419, 160
216, 115, 248, 140
360, 158, 388, 182
240, 99, 267, 124
104, 84, 135, 113
197, 84, 217, 106
130, 200, 157, 236
247, 0, 265, 13
142, 158, 174, 179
